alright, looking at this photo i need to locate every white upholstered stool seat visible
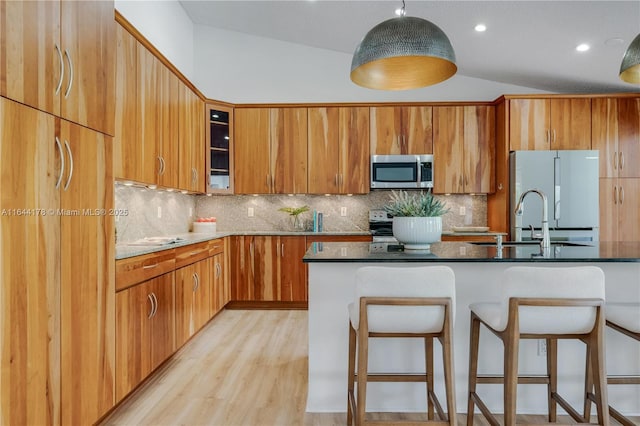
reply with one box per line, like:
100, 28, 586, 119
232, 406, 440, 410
347, 266, 457, 426
585, 302, 640, 425
466, 266, 609, 426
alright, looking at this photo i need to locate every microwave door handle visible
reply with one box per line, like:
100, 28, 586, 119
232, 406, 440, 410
416, 159, 421, 185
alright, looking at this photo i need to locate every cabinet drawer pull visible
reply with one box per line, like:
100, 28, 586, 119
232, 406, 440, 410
63, 49, 73, 99
142, 263, 158, 269
54, 44, 64, 95
55, 137, 65, 189
63, 140, 74, 191
147, 294, 154, 319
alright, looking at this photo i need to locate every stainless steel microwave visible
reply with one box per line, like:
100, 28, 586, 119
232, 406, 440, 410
370, 154, 434, 189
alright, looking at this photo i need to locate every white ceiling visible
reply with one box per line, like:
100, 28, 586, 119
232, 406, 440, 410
179, 0, 640, 94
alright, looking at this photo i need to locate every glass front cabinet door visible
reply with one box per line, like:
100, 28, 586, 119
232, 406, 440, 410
206, 104, 234, 193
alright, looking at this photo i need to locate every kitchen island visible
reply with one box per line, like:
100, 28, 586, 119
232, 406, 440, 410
303, 241, 640, 416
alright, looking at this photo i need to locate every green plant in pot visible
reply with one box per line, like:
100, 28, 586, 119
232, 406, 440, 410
279, 205, 310, 231
384, 190, 449, 250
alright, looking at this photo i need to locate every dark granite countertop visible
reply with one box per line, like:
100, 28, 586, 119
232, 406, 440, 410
303, 241, 640, 263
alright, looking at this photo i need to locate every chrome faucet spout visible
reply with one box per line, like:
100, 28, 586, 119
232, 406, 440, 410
514, 189, 550, 248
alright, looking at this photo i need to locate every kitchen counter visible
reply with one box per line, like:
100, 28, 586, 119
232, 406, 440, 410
305, 241, 640, 415
303, 241, 640, 263
116, 231, 371, 260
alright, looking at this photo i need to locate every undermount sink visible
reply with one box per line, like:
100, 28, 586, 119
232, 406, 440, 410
471, 241, 593, 248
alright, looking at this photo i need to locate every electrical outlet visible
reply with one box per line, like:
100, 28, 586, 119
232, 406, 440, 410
459, 246, 466, 255
537, 339, 547, 356
189, 207, 193, 217
248, 207, 254, 217
157, 206, 162, 218
459, 206, 466, 216
340, 207, 347, 217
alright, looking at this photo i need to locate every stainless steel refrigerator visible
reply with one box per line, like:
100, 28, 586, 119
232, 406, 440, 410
510, 150, 599, 242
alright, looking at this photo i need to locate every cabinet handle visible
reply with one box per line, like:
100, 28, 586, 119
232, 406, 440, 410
402, 134, 406, 149
396, 136, 401, 148
54, 44, 64, 96
614, 151, 618, 170
63, 140, 74, 191
192, 167, 197, 185
142, 263, 158, 269
335, 174, 339, 187
216, 263, 221, 278
63, 49, 73, 99
620, 185, 624, 205
281, 243, 285, 258
152, 293, 158, 317
192, 273, 199, 292
250, 241, 254, 258
271, 175, 275, 190
614, 186, 618, 205
619, 152, 624, 171
54, 136, 65, 189
552, 129, 556, 144
147, 294, 154, 319
340, 174, 344, 187
545, 129, 550, 144
158, 156, 166, 176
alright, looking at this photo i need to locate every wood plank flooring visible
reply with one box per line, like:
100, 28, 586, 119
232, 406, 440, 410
100, 310, 637, 426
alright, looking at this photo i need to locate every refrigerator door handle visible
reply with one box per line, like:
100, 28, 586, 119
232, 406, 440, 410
554, 156, 561, 220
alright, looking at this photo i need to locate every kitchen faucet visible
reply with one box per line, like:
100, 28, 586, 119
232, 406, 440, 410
514, 189, 550, 249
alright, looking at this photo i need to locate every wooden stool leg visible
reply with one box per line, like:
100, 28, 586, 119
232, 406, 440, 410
441, 320, 457, 426
347, 324, 356, 426
504, 329, 519, 426
583, 339, 593, 423
589, 321, 610, 426
425, 337, 435, 420
356, 328, 369, 426
466, 313, 481, 426
546, 338, 558, 422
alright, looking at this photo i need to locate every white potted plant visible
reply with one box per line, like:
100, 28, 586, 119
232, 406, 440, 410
384, 190, 449, 250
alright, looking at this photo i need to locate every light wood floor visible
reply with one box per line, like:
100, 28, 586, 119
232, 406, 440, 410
101, 310, 637, 426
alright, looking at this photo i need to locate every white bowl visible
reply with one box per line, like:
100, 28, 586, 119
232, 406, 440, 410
192, 222, 217, 234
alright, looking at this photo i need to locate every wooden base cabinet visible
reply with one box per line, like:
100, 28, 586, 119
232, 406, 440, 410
600, 178, 640, 241
230, 236, 307, 303
0, 98, 115, 425
175, 259, 210, 347
115, 273, 175, 402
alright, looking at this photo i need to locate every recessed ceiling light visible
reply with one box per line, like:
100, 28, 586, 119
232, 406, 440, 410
576, 43, 590, 52
474, 24, 487, 32
605, 37, 625, 46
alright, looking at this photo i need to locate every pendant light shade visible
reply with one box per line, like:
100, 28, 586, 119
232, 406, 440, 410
350, 16, 457, 90
620, 33, 640, 84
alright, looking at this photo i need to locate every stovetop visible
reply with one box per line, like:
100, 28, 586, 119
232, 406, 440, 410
369, 209, 394, 240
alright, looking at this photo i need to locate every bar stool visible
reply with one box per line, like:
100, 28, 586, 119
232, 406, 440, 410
347, 266, 457, 426
466, 266, 609, 426
584, 302, 640, 425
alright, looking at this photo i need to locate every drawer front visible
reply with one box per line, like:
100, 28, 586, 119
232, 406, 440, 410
116, 250, 176, 291
175, 241, 210, 269
209, 238, 224, 256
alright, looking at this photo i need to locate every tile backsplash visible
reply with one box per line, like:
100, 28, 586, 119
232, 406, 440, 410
116, 185, 487, 241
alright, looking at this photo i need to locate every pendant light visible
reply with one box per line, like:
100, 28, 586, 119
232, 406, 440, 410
350, 0, 457, 90
620, 33, 640, 84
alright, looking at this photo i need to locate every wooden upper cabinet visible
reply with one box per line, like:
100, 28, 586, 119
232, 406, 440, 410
157, 63, 180, 188
592, 97, 640, 179
464, 105, 495, 193
0, 1, 61, 117
234, 107, 307, 194
370, 106, 432, 154
339, 107, 370, 194
60, 0, 115, 136
206, 104, 234, 193
509, 98, 591, 151
137, 47, 160, 184
234, 108, 271, 194
308, 107, 341, 193
433, 105, 495, 194
114, 24, 138, 180
308, 106, 369, 194
271, 108, 308, 193
1, 0, 115, 135
433, 106, 464, 193
617, 98, 640, 178
178, 83, 205, 193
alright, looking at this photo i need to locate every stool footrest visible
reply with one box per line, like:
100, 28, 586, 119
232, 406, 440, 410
476, 374, 550, 385
607, 375, 640, 385
356, 373, 429, 383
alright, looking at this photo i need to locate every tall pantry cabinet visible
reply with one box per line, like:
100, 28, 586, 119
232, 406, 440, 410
0, 1, 116, 425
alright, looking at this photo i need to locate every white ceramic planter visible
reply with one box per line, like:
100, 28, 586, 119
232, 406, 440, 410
392, 216, 442, 250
